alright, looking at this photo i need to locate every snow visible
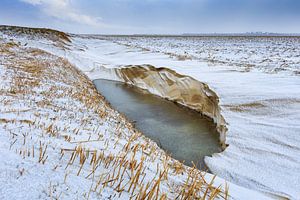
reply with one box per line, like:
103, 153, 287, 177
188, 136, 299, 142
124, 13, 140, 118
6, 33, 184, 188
1, 28, 298, 199
43, 35, 300, 199
103, 36, 300, 75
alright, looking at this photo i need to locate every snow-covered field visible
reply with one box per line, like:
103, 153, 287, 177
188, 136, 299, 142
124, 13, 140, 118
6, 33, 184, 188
1, 26, 299, 199
103, 35, 300, 75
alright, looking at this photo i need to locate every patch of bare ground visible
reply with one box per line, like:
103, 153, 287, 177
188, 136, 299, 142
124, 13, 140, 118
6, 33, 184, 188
224, 102, 266, 112
224, 98, 300, 113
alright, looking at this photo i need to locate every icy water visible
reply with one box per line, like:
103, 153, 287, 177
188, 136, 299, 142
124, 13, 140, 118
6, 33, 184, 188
93, 79, 221, 170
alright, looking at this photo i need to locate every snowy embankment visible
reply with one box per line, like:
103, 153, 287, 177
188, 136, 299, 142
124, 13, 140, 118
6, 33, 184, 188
0, 26, 275, 199
15, 34, 299, 199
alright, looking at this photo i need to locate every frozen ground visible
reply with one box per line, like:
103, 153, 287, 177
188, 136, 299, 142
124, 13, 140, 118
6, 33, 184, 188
1, 26, 299, 199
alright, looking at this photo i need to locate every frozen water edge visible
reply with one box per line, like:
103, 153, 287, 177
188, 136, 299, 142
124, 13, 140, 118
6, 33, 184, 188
3, 32, 299, 199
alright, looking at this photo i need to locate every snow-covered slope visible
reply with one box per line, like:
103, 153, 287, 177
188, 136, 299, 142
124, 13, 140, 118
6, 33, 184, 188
1, 30, 245, 200
33, 35, 299, 199
1, 26, 298, 199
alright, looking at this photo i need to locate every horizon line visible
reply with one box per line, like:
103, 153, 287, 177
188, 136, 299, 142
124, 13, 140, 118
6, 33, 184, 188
1, 24, 300, 36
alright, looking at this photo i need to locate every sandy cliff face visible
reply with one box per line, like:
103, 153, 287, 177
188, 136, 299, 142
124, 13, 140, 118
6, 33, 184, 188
97, 65, 227, 148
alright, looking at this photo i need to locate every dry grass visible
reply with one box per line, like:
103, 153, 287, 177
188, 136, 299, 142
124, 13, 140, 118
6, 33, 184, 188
0, 25, 71, 42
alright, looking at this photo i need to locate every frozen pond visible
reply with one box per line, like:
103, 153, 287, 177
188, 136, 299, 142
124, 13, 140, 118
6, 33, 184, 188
93, 79, 221, 169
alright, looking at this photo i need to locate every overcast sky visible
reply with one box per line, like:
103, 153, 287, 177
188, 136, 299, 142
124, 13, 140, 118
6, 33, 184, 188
0, 0, 300, 34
